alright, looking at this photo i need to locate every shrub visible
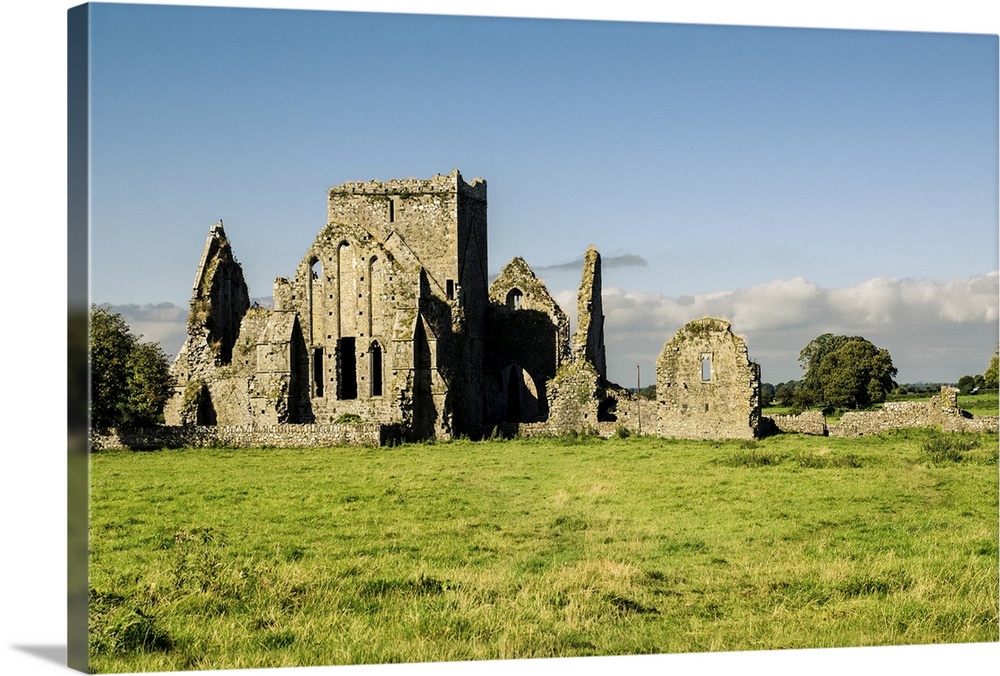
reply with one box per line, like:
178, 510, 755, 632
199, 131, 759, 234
719, 447, 783, 467
89, 589, 173, 656
171, 528, 224, 593
793, 453, 862, 469
921, 434, 980, 464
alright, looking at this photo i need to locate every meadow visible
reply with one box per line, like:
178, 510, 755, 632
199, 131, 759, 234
88, 428, 999, 673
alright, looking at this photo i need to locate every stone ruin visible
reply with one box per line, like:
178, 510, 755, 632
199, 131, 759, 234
164, 170, 763, 442
655, 318, 761, 440
765, 386, 999, 437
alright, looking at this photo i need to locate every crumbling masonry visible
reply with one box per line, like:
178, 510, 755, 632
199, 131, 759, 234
165, 170, 762, 441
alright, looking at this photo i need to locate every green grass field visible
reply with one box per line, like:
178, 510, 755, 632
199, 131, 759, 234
88, 429, 999, 673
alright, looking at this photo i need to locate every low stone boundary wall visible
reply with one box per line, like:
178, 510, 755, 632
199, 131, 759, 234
829, 402, 936, 437
515, 420, 636, 439
768, 411, 827, 436
827, 388, 998, 437
828, 412, 999, 437
92, 422, 384, 450
941, 415, 999, 434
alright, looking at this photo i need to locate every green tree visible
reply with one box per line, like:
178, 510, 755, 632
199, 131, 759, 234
90, 305, 174, 431
957, 375, 977, 394
799, 334, 897, 409
984, 344, 999, 389
797, 334, 853, 407
638, 384, 657, 400
774, 381, 798, 407
759, 383, 775, 407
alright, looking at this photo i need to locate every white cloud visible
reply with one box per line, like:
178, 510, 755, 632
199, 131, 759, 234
111, 303, 189, 357
589, 272, 999, 385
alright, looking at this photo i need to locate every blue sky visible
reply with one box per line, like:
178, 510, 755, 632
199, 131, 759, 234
85, 1, 998, 385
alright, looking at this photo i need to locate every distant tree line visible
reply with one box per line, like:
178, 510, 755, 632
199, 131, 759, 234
763, 339, 999, 411
955, 344, 999, 394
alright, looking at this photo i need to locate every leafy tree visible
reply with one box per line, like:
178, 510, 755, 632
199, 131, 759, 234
798, 334, 897, 409
957, 375, 977, 394
90, 305, 174, 431
984, 344, 999, 389
796, 334, 853, 407
774, 381, 798, 407
759, 383, 776, 407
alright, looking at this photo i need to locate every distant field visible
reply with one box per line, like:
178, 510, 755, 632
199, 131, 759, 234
958, 392, 1000, 417
89, 430, 998, 672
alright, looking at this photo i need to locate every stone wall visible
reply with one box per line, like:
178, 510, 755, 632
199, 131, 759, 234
165, 222, 254, 425
823, 387, 998, 437
92, 422, 385, 450
485, 256, 573, 424
544, 360, 603, 431
768, 410, 828, 436
655, 318, 760, 440
572, 247, 607, 379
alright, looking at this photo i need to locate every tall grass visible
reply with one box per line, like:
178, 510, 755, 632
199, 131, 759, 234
89, 429, 999, 672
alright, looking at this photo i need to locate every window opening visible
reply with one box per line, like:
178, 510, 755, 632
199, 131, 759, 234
370, 341, 383, 397
389, 198, 395, 223
701, 355, 712, 382
446, 279, 455, 301
338, 337, 357, 400
313, 348, 324, 398
506, 288, 523, 310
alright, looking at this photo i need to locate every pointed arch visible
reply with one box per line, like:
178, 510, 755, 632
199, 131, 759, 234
307, 254, 323, 345
367, 255, 380, 338
337, 241, 351, 336
506, 288, 523, 310
369, 340, 383, 397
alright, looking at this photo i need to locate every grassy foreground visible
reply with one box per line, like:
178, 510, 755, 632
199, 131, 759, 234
89, 429, 999, 672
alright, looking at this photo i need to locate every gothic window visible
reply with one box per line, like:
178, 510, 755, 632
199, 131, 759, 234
338, 337, 357, 400
370, 341, 383, 397
506, 288, 523, 310
313, 348, 324, 398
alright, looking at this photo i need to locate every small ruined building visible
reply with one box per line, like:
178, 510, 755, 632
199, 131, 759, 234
164, 170, 762, 442
655, 318, 761, 440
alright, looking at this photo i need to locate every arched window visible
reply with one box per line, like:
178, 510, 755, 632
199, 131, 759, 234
338, 338, 357, 400
370, 341, 383, 397
313, 348, 324, 398
367, 256, 379, 337
506, 288, 523, 310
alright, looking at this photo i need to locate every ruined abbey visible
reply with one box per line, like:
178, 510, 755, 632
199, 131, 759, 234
163, 170, 763, 442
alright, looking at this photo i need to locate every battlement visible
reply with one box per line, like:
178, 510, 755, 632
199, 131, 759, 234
328, 169, 486, 202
